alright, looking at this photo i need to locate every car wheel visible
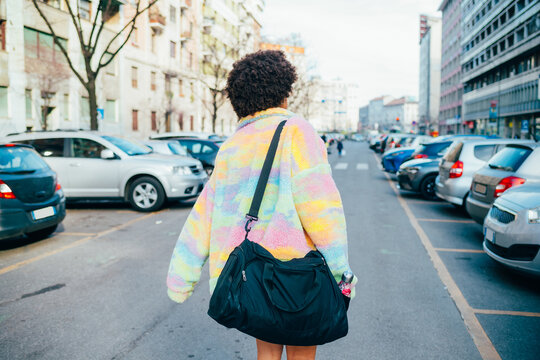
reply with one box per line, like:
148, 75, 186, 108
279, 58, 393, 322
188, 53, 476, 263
128, 176, 166, 212
204, 166, 214, 176
26, 224, 58, 240
420, 174, 438, 200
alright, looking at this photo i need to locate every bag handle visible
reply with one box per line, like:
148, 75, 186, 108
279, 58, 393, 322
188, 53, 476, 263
245, 120, 287, 233
262, 263, 321, 312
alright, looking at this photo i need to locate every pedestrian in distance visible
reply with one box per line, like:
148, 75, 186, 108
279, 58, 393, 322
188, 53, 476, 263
167, 50, 355, 360
337, 139, 344, 157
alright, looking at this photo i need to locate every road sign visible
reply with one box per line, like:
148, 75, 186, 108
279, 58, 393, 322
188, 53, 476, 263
97, 108, 104, 122
521, 119, 529, 133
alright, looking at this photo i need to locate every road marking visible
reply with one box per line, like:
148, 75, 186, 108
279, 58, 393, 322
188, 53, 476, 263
375, 153, 502, 360
474, 309, 540, 318
435, 248, 485, 253
55, 232, 97, 236
334, 162, 348, 170
0, 211, 163, 276
417, 218, 476, 224
356, 163, 369, 170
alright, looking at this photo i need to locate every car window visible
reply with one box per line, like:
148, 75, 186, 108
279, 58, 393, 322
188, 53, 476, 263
72, 138, 107, 158
427, 141, 451, 156
202, 144, 215, 154
101, 136, 151, 156
191, 143, 202, 154
473, 144, 496, 161
487, 146, 532, 171
0, 147, 48, 172
29, 138, 64, 157
167, 142, 188, 156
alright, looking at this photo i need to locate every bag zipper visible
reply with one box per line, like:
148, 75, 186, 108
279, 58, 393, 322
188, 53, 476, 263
242, 270, 247, 281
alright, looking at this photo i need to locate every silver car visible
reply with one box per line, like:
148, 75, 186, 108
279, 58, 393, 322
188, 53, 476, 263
436, 139, 533, 207
483, 184, 540, 276
3, 131, 208, 212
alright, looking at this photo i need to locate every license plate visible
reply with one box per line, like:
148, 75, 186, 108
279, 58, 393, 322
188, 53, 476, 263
485, 228, 495, 243
31, 206, 56, 220
475, 183, 487, 195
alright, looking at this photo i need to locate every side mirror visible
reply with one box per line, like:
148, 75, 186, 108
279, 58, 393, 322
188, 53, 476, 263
100, 149, 116, 159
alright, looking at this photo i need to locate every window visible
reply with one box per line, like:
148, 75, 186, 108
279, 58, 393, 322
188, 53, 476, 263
170, 41, 176, 58
179, 79, 184, 96
132, 110, 138, 131
165, 76, 171, 93
178, 113, 183, 130
63, 93, 69, 121
151, 33, 156, 53
105, 99, 116, 123
170, 6, 176, 23
71, 138, 106, 158
517, 0, 525, 11
104, 52, 116, 75
473, 145, 496, 160
507, 34, 514, 47
508, 6, 515, 19
500, 13, 506, 25
0, 20, 5, 51
79, 0, 91, 20
25, 90, 32, 120
132, 27, 139, 46
0, 86, 7, 117
151, 111, 157, 131
151, 71, 156, 91
31, 138, 64, 157
189, 51, 193, 68
81, 96, 90, 123
23, 27, 67, 62
131, 66, 138, 88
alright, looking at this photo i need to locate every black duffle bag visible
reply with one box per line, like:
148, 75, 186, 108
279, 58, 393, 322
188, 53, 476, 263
207, 120, 349, 346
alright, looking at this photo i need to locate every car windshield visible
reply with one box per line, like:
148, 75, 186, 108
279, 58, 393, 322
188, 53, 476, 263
167, 142, 188, 156
0, 147, 48, 173
487, 146, 532, 172
102, 136, 152, 156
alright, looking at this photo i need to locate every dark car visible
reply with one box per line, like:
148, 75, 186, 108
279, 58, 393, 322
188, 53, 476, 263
466, 143, 540, 224
0, 143, 66, 241
397, 158, 441, 200
171, 138, 221, 175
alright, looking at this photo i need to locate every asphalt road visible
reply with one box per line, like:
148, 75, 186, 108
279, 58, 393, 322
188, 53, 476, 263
0, 141, 538, 360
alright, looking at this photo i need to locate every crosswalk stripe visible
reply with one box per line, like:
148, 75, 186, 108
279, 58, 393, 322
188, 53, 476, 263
356, 163, 369, 170
334, 163, 348, 170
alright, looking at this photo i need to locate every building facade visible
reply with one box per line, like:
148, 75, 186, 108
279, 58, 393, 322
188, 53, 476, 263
367, 95, 393, 129
358, 105, 369, 130
0, 0, 264, 138
460, 0, 540, 138
383, 96, 419, 133
439, 0, 463, 134
419, 14, 442, 134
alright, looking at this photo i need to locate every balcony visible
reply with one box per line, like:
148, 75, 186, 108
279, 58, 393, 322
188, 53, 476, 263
149, 11, 166, 34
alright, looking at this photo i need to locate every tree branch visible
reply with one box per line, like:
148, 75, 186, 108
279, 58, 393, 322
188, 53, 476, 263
31, 0, 87, 87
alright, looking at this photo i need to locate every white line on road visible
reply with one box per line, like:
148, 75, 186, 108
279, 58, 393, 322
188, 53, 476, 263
356, 163, 369, 170
334, 163, 348, 170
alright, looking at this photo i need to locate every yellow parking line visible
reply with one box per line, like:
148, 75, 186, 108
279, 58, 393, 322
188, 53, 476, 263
435, 248, 485, 253
55, 232, 97, 236
375, 154, 502, 360
474, 309, 540, 318
0, 211, 163, 276
417, 218, 476, 224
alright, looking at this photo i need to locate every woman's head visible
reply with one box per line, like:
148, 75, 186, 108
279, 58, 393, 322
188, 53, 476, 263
225, 50, 297, 118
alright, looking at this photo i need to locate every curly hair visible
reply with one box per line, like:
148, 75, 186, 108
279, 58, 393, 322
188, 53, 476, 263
225, 50, 297, 118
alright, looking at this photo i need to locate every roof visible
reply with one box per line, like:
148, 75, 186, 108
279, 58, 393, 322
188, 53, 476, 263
385, 98, 406, 106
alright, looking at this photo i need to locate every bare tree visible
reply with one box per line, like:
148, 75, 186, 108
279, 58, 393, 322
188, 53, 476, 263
288, 73, 319, 121
32, 0, 157, 130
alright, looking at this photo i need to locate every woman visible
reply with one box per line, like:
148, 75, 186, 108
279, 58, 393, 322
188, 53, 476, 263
167, 50, 354, 360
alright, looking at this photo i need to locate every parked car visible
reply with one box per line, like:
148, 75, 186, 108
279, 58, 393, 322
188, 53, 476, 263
466, 143, 540, 224
0, 143, 66, 240
436, 139, 533, 208
4, 131, 207, 212
168, 138, 221, 175
381, 136, 432, 173
483, 184, 540, 275
397, 158, 442, 200
150, 132, 221, 140
405, 135, 494, 162
384, 134, 416, 152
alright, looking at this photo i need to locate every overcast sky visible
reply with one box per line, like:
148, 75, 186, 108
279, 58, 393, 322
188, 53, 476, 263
261, 0, 441, 106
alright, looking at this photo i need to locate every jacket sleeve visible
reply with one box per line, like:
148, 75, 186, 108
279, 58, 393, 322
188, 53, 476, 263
290, 121, 357, 297
166, 175, 216, 303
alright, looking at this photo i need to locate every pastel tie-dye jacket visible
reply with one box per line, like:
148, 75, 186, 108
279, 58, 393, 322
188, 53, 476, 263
167, 107, 354, 303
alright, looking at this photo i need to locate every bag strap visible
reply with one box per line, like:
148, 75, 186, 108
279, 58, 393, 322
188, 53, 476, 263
245, 119, 287, 233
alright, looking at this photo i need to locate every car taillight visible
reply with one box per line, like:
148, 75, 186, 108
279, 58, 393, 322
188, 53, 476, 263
396, 144, 402, 148
494, 176, 526, 197
449, 161, 463, 178
0, 180, 16, 199
55, 183, 62, 191
414, 154, 428, 159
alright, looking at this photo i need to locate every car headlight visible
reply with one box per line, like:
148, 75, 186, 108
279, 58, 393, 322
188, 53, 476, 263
528, 207, 540, 224
172, 165, 192, 175
406, 167, 419, 174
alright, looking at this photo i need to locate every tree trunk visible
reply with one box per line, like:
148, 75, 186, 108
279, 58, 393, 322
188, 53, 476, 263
88, 80, 99, 130
212, 92, 218, 133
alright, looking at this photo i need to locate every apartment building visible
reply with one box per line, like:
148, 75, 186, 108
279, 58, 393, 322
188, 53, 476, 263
460, 0, 540, 138
383, 96, 419, 133
367, 95, 393, 129
310, 79, 360, 132
439, 0, 463, 134
0, 0, 264, 138
419, 14, 442, 134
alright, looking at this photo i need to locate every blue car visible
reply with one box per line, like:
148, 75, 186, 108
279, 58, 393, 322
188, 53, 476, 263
381, 136, 432, 173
